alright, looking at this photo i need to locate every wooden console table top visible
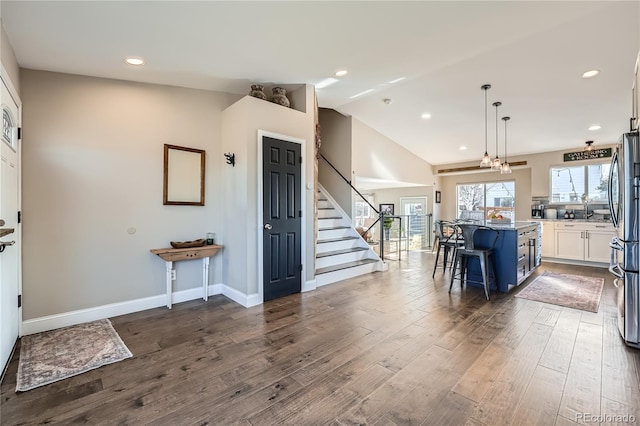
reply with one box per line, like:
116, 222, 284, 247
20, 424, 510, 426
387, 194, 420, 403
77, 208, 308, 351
150, 244, 223, 262
0, 228, 15, 238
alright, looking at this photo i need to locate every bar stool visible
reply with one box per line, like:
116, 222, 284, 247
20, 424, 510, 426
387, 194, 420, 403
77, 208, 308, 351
432, 220, 464, 277
449, 224, 499, 300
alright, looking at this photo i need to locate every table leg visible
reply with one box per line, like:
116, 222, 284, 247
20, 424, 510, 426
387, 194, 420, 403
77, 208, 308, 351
166, 260, 173, 309
203, 257, 210, 302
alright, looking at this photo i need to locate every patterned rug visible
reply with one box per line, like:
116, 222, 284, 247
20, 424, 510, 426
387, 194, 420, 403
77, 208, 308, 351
515, 271, 605, 313
16, 319, 132, 392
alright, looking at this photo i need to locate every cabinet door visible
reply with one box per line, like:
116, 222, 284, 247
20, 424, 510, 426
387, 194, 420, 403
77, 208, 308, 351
541, 222, 555, 257
555, 229, 584, 260
585, 230, 615, 263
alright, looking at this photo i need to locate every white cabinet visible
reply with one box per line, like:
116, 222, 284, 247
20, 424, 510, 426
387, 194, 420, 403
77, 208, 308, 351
554, 222, 615, 263
541, 221, 556, 257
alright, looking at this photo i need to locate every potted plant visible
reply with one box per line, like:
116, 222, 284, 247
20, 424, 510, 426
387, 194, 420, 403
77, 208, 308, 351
383, 216, 394, 240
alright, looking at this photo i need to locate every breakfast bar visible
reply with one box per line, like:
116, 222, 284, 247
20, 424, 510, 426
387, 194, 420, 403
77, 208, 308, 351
462, 221, 541, 293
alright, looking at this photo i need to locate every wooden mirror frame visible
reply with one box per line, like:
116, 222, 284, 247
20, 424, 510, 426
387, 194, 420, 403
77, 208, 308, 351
163, 144, 206, 206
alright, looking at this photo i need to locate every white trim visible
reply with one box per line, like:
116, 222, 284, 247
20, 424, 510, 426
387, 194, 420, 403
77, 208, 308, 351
0, 65, 23, 340
257, 130, 306, 305
21, 283, 250, 335
303, 279, 317, 292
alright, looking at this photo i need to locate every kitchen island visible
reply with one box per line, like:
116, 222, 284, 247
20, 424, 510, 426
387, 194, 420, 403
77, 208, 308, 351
461, 221, 541, 293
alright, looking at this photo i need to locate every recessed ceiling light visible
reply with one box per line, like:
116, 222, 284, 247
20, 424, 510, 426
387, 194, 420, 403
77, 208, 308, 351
125, 57, 144, 66
388, 77, 406, 84
334, 70, 348, 77
582, 69, 600, 78
349, 89, 374, 99
316, 78, 339, 89
459, 146, 467, 151
421, 113, 431, 119
588, 125, 602, 131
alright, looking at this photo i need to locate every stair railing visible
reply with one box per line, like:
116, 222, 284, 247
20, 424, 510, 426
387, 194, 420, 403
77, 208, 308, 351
319, 153, 390, 260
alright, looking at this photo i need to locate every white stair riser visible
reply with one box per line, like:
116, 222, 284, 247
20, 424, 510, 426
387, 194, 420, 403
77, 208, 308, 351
318, 200, 332, 209
316, 262, 380, 287
317, 238, 363, 253
318, 208, 339, 218
316, 250, 370, 269
318, 227, 354, 240
318, 218, 348, 228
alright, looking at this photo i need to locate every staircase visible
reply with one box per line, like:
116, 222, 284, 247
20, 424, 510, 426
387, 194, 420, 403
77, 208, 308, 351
315, 186, 384, 286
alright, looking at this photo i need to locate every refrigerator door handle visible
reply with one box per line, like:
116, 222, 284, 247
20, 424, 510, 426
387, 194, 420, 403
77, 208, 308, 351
608, 150, 619, 229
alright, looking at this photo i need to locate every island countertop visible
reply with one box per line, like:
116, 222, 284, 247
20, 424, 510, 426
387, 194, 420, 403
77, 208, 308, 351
480, 220, 541, 230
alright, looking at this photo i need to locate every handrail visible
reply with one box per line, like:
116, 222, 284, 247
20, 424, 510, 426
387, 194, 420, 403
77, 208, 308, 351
319, 153, 379, 215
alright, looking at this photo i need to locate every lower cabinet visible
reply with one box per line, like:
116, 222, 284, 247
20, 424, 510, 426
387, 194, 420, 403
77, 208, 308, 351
541, 221, 555, 257
553, 222, 615, 263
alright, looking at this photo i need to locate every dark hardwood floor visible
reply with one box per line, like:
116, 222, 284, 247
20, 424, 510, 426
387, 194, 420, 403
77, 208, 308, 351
2, 252, 639, 425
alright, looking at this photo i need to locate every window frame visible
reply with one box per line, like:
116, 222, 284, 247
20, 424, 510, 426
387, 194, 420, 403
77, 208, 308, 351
456, 180, 516, 223
548, 160, 610, 205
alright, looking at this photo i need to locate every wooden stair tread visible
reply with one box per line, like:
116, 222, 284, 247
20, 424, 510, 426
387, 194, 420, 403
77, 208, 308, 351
318, 226, 351, 231
315, 258, 379, 275
318, 216, 343, 220
316, 247, 368, 258
317, 236, 360, 244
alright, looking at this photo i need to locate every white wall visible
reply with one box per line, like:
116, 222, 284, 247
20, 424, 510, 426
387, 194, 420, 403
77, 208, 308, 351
1, 22, 19, 92
221, 88, 315, 298
21, 69, 236, 319
352, 118, 436, 186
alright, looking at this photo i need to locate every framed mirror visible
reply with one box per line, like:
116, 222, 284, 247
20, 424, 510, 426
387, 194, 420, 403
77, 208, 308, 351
163, 144, 206, 206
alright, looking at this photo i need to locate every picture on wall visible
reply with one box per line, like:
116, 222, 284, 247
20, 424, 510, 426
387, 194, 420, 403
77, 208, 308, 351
379, 203, 394, 215
435, 191, 442, 204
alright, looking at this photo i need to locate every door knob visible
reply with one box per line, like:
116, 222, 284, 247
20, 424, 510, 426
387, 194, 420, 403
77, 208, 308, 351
264, 224, 273, 230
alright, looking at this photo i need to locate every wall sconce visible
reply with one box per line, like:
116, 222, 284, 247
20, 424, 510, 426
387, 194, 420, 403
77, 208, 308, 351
224, 152, 236, 167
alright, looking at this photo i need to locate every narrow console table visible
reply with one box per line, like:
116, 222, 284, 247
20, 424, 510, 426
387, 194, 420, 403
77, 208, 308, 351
150, 245, 223, 308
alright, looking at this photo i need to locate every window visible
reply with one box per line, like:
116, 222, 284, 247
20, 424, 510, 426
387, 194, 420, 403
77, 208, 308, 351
354, 194, 375, 227
2, 107, 15, 148
550, 162, 610, 203
456, 181, 515, 222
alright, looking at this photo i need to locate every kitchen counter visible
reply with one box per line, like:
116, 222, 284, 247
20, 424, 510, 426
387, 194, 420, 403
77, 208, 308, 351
534, 218, 613, 224
461, 222, 541, 293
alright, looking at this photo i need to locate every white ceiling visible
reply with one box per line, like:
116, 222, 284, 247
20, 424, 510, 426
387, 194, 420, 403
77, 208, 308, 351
1, 1, 638, 166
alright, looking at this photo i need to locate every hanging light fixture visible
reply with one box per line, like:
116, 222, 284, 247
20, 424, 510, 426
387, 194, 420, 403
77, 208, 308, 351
501, 116, 512, 174
491, 101, 502, 170
584, 140, 595, 151
479, 84, 492, 167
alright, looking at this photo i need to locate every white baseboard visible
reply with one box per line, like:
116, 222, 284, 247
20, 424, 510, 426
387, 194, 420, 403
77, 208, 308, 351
22, 282, 251, 336
303, 279, 317, 292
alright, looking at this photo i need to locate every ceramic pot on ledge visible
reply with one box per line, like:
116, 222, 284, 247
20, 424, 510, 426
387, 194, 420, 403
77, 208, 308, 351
249, 84, 267, 100
270, 87, 290, 108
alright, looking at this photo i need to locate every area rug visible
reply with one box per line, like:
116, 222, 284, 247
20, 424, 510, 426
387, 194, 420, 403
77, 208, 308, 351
16, 319, 132, 392
515, 271, 605, 313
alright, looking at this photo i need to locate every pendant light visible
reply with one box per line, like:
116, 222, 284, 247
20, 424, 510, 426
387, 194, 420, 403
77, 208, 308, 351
491, 101, 502, 170
500, 116, 512, 174
584, 140, 595, 151
479, 84, 492, 167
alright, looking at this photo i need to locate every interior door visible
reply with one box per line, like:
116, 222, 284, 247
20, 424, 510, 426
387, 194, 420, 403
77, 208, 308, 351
262, 136, 302, 301
0, 74, 20, 373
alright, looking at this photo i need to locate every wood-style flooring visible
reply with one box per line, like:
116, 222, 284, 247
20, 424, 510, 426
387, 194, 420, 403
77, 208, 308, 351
2, 252, 639, 425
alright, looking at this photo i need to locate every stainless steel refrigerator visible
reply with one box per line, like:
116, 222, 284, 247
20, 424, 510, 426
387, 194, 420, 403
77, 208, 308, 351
609, 131, 640, 349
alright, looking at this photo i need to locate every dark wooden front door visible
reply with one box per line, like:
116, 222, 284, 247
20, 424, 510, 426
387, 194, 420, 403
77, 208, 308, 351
262, 136, 302, 301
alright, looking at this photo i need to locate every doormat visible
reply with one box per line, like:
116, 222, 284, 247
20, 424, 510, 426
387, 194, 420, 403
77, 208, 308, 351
515, 271, 604, 313
16, 319, 132, 392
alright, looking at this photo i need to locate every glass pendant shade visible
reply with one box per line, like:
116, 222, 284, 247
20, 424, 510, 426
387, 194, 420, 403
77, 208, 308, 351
500, 116, 512, 174
479, 84, 492, 167
584, 140, 595, 151
491, 101, 502, 170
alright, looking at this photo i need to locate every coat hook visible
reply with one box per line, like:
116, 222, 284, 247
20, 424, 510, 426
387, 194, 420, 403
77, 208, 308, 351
224, 152, 235, 167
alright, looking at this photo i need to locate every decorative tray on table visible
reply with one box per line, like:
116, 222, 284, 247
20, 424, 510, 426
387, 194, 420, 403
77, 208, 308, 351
170, 239, 206, 249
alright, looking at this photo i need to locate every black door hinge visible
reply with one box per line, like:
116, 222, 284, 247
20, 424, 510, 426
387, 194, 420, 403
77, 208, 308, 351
17, 211, 21, 224
299, 210, 303, 218
299, 264, 303, 272
17, 128, 21, 140
17, 295, 22, 308
299, 156, 303, 164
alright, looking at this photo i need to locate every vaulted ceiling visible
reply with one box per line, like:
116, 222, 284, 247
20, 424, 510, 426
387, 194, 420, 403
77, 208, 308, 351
2, 1, 638, 166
